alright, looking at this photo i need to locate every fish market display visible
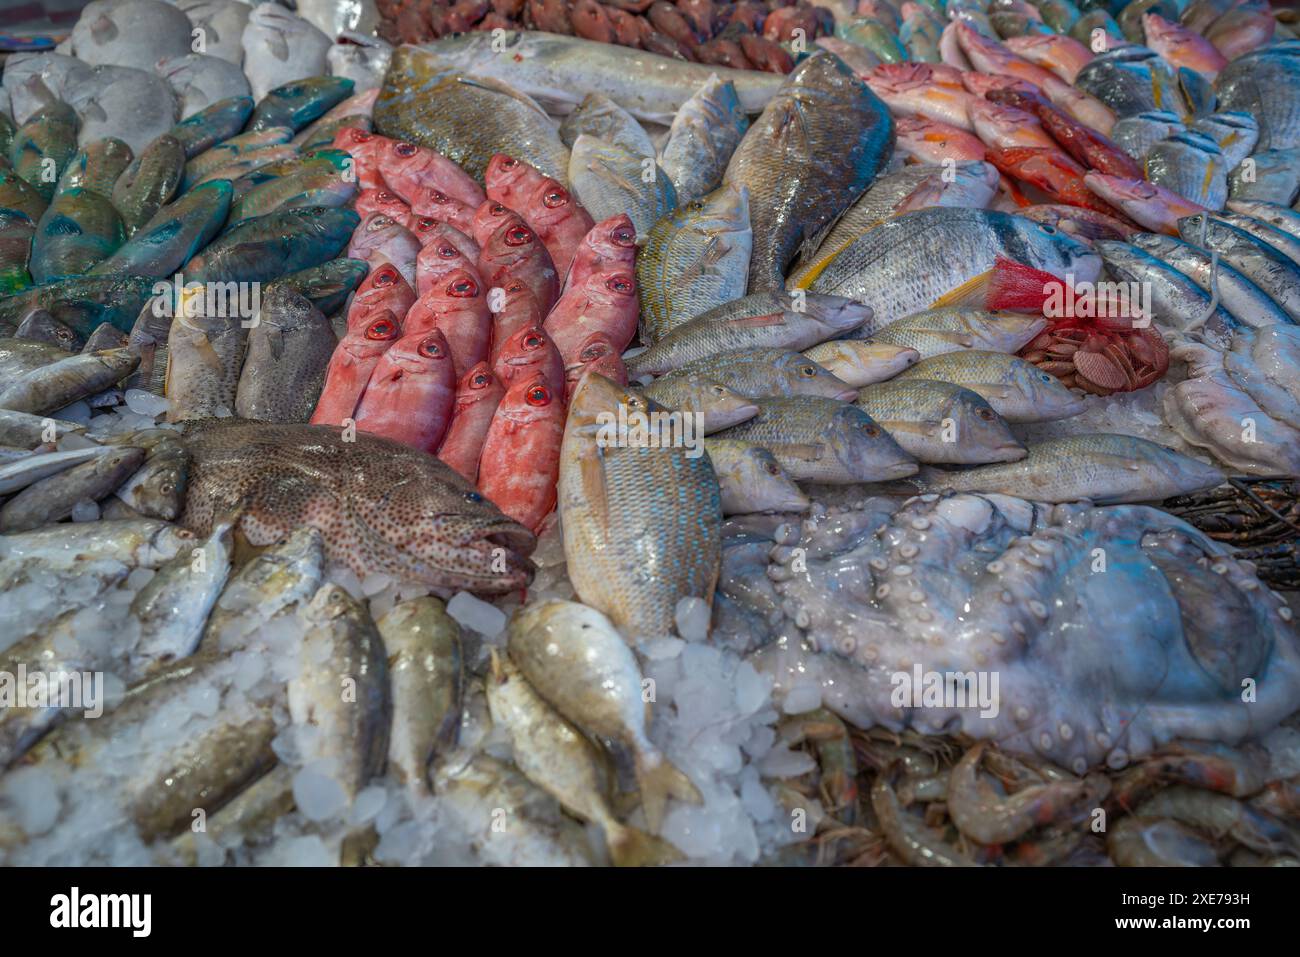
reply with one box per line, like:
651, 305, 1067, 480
1, 0, 1299, 871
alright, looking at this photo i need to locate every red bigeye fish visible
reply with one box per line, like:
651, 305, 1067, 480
478, 215, 560, 317
492, 324, 566, 397
984, 145, 1123, 217
517, 176, 594, 278
346, 262, 417, 334
347, 213, 422, 289
331, 128, 398, 190
415, 223, 480, 295
564, 213, 636, 293
379, 139, 485, 211
1002, 34, 1095, 85
1082, 172, 1206, 235
544, 268, 639, 365
469, 199, 516, 249
353, 327, 457, 452
477, 372, 566, 533
564, 332, 627, 403
355, 187, 412, 222
488, 279, 544, 364
485, 153, 546, 213
864, 63, 981, 130
437, 360, 506, 483
403, 267, 491, 379
403, 187, 478, 235
894, 116, 986, 164
985, 88, 1141, 180
311, 311, 402, 426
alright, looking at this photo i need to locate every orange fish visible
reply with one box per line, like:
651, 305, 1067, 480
353, 327, 457, 451
492, 324, 566, 397
478, 372, 566, 533
404, 267, 491, 380
311, 311, 401, 426
437, 360, 506, 483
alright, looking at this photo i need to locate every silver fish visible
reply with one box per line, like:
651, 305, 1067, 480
854, 378, 1025, 464
659, 75, 749, 205
560, 92, 655, 159
568, 134, 677, 242
894, 350, 1086, 422
241, 3, 332, 102
703, 438, 811, 514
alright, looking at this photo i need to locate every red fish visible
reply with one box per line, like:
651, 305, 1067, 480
518, 176, 594, 278
984, 145, 1122, 217
415, 223, 481, 295
485, 153, 549, 212
960, 72, 1037, 98
492, 324, 566, 397
477, 372, 565, 533
403, 267, 491, 379
331, 128, 397, 190
347, 213, 421, 289
478, 214, 559, 317
353, 327, 457, 451
985, 88, 1140, 180
355, 188, 412, 222
311, 311, 401, 426
437, 361, 506, 483
544, 268, 638, 365
895, 116, 985, 164
488, 278, 544, 362
564, 213, 636, 293
470, 199, 516, 249
403, 186, 478, 235
379, 140, 485, 210
345, 262, 416, 334
564, 331, 627, 403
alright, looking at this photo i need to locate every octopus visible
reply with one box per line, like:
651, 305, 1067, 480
714, 492, 1300, 774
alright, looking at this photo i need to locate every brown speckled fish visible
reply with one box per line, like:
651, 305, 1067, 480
178, 418, 535, 594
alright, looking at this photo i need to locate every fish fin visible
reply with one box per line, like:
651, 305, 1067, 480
264, 325, 286, 361
266, 31, 291, 62
453, 75, 550, 119
726, 312, 787, 328
606, 821, 684, 868
636, 754, 702, 833
578, 447, 613, 541
984, 256, 1061, 313
928, 268, 995, 310
90, 13, 119, 44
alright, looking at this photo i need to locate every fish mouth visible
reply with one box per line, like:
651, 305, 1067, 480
834, 388, 859, 401
994, 443, 1029, 462
477, 520, 538, 558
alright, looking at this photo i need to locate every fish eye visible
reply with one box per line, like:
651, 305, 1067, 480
800, 365, 816, 377
429, 189, 448, 203
506, 225, 532, 246
379, 190, 395, 201
490, 202, 507, 215
416, 217, 436, 231
419, 337, 442, 358
543, 187, 569, 208
526, 385, 550, 406
160, 482, 175, 494
472, 373, 490, 387
605, 275, 633, 294
449, 276, 479, 297
612, 226, 635, 246
374, 266, 398, 286
501, 157, 518, 169
395, 142, 417, 156
861, 423, 880, 437
764, 462, 779, 475
437, 244, 457, 258
465, 490, 483, 503
353, 131, 372, 142
366, 319, 397, 339
1040, 373, 1053, 383
524, 333, 543, 348
709, 385, 726, 396
978, 408, 994, 421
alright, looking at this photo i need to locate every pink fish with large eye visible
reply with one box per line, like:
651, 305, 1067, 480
403, 267, 491, 380
1140, 12, 1227, 80
564, 213, 637, 293
347, 213, 421, 289
516, 175, 594, 278
355, 187, 412, 222
469, 199, 517, 249
1003, 33, 1095, 84
544, 268, 638, 365
403, 187, 478, 235
415, 223, 480, 295
893, 116, 985, 165
491, 324, 565, 397
379, 139, 485, 210
345, 262, 416, 334
564, 331, 627, 403
353, 327, 457, 452
437, 361, 506, 483
331, 128, 398, 190
485, 153, 547, 213
488, 278, 544, 363
311, 311, 402, 426
477, 372, 565, 533
478, 213, 559, 317
864, 62, 981, 129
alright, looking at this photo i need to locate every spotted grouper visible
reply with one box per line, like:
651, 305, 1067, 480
177, 418, 535, 594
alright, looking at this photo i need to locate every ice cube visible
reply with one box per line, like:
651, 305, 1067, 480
674, 597, 710, 642
123, 389, 171, 418
446, 591, 506, 638
782, 682, 822, 715
293, 765, 348, 822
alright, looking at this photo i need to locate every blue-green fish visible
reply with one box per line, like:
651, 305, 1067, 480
0, 275, 156, 337
271, 258, 369, 316
30, 188, 127, 282
56, 138, 133, 198
112, 135, 186, 236
169, 96, 255, 159
9, 102, 79, 203
248, 77, 355, 134
184, 206, 359, 284
92, 179, 233, 279
0, 209, 35, 294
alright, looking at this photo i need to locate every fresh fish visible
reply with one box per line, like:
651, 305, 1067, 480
2, 53, 94, 126
291, 89, 377, 153
184, 127, 293, 187
1129, 231, 1295, 328
347, 212, 421, 290
92, 179, 232, 279
9, 101, 78, 203
1178, 212, 1300, 322
407, 267, 493, 380
0, 336, 72, 378
804, 207, 1101, 325
1222, 323, 1300, 424
55, 137, 132, 198
185, 206, 358, 284
868, 308, 1048, 359
69, 0, 193, 68
1214, 50, 1300, 152
837, 17, 908, 63
177, 0, 251, 66
1083, 172, 1206, 234
310, 311, 402, 427
0, 347, 137, 415
491, 324, 565, 399
414, 29, 782, 124
1110, 109, 1185, 162
1074, 45, 1185, 121
714, 395, 917, 483
662, 349, 858, 400
704, 438, 811, 515
163, 306, 249, 423
0, 210, 35, 294
800, 340, 919, 386
273, 258, 369, 318
0, 446, 114, 496
559, 373, 722, 638
227, 154, 357, 223
489, 158, 594, 279
327, 35, 393, 93
381, 138, 485, 214
437, 362, 506, 483
724, 53, 894, 292
192, 144, 300, 187
1226, 199, 1300, 240
0, 275, 155, 338
636, 185, 752, 344
65, 65, 179, 155
560, 92, 655, 159
374, 45, 570, 185
80, 322, 127, 353
156, 54, 251, 120
626, 292, 871, 376
895, 350, 1085, 422
241, 3, 333, 102
29, 187, 124, 282
249, 76, 356, 135
1204, 6, 1277, 61
1019, 204, 1137, 244
855, 379, 1026, 464
1229, 148, 1300, 207
899, 4, 945, 63
569, 134, 677, 242
485, 650, 681, 867
1190, 111, 1259, 171
178, 418, 536, 594
1003, 32, 1095, 84
111, 134, 184, 236
1214, 211, 1300, 265
479, 372, 566, 532
1142, 12, 1227, 80
0, 171, 48, 223
114, 437, 189, 521
15, 309, 81, 351
0, 445, 142, 533
1146, 131, 1228, 209
1095, 239, 1238, 343
378, 597, 463, 793
923, 433, 1224, 503
637, 375, 760, 433
234, 286, 336, 424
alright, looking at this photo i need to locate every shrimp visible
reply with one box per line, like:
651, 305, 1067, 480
1135, 786, 1300, 857
1108, 817, 1220, 867
871, 766, 979, 867
781, 709, 860, 826
1111, 740, 1267, 810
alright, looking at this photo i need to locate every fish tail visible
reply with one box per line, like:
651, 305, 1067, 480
635, 753, 702, 832
606, 821, 684, 868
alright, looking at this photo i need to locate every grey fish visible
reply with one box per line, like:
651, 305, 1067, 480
724, 53, 894, 292
1130, 231, 1294, 328
415, 30, 782, 125
176, 0, 250, 66
1214, 49, 1300, 152
800, 340, 920, 386
9, 101, 79, 203
111, 134, 185, 236
92, 178, 232, 279
713, 395, 917, 483
1178, 213, 1300, 322
1145, 131, 1227, 209
1110, 109, 1185, 162
326, 35, 393, 93
270, 258, 369, 318
1073, 45, 1186, 121
64, 65, 179, 154
156, 54, 251, 120
894, 350, 1086, 422
1229, 148, 1300, 208
868, 309, 1047, 359
703, 439, 811, 514
0, 445, 143, 533
1191, 112, 1259, 170
234, 286, 337, 423
164, 310, 249, 422
854, 378, 1026, 464
1214, 212, 1300, 265
637, 375, 761, 433
80, 322, 128, 353
0, 336, 70, 378
659, 75, 749, 205
123, 300, 173, 396
560, 92, 655, 159
374, 45, 570, 185
922, 433, 1223, 504
69, 0, 193, 68
568, 135, 677, 241
664, 349, 858, 400
1095, 239, 1238, 344
1, 53, 95, 125
636, 184, 752, 344
168, 95, 254, 159
240, 3, 333, 102
55, 137, 132, 198
15, 309, 82, 352
0, 347, 138, 415
1226, 199, 1300, 240
0, 446, 113, 495
626, 291, 872, 376
114, 437, 189, 520
0, 409, 83, 448
0, 517, 190, 569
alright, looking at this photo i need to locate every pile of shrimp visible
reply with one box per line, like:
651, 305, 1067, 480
765, 712, 1300, 867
